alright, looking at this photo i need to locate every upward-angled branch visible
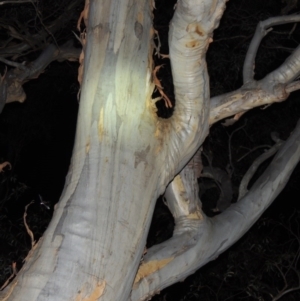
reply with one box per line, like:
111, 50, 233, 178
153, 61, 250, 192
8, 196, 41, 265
243, 15, 300, 84
160, 0, 227, 182
209, 82, 288, 125
210, 40, 300, 125
263, 43, 300, 87
210, 15, 300, 125
132, 119, 300, 301
133, 12, 300, 301
238, 133, 284, 200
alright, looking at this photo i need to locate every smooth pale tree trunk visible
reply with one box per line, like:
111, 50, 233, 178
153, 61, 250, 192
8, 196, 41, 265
0, 0, 225, 300
2, 0, 300, 300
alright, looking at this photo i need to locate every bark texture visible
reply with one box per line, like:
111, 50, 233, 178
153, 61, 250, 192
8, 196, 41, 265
1, 1, 300, 301
1, 0, 224, 300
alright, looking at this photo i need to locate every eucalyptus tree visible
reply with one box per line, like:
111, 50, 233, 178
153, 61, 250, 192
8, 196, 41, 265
1, 0, 300, 300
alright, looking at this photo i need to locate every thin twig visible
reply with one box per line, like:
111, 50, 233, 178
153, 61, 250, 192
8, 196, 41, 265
238, 137, 283, 200
228, 120, 247, 175
0, 57, 28, 70
0, 0, 36, 4
23, 201, 36, 248
237, 145, 271, 162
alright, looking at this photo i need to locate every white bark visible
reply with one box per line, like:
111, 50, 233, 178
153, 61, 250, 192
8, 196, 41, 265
210, 16, 300, 124
131, 120, 300, 301
131, 8, 300, 300
1, 0, 300, 301
2, 1, 159, 299
0, 0, 227, 300
243, 15, 300, 84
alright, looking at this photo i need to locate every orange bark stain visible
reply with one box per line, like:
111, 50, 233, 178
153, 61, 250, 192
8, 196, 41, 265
185, 40, 200, 48
134, 257, 174, 284
75, 280, 106, 301
186, 23, 205, 36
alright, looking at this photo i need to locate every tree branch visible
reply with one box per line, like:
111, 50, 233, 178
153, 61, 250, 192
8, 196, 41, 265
209, 83, 288, 125
0, 0, 82, 58
209, 44, 300, 125
0, 0, 36, 4
210, 16, 300, 125
160, 0, 227, 183
131, 119, 300, 300
0, 42, 80, 112
243, 15, 300, 84
238, 134, 283, 200
0, 57, 28, 70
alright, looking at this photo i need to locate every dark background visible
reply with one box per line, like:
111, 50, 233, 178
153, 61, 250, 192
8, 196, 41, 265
1, 0, 300, 300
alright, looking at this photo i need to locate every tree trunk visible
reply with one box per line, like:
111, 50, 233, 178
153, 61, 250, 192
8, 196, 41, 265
2, 0, 300, 300
1, 0, 220, 299
2, 1, 159, 300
